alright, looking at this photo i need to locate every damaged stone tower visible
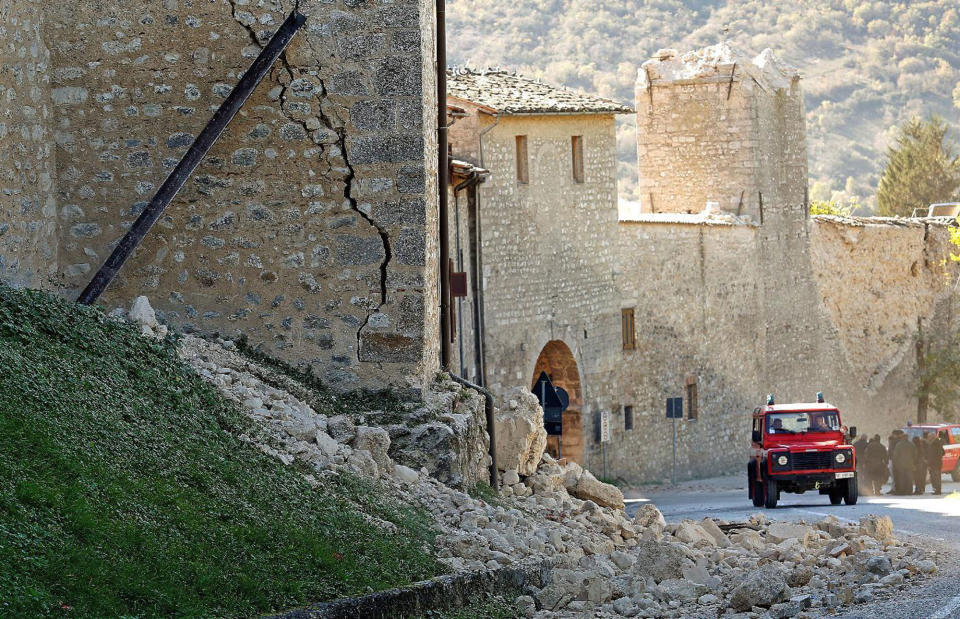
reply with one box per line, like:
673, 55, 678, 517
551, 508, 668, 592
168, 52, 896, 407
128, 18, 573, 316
635, 44, 807, 220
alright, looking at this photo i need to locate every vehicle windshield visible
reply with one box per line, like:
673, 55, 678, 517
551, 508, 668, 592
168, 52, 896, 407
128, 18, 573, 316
903, 427, 928, 441
903, 427, 946, 441
766, 411, 839, 434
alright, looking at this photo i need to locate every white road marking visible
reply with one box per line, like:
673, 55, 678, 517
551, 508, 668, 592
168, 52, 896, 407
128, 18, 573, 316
931, 593, 960, 619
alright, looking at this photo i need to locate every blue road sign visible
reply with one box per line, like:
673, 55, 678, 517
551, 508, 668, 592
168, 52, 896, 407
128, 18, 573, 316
666, 397, 683, 419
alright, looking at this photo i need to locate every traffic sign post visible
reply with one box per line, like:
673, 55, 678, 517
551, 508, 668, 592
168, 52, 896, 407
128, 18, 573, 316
600, 410, 611, 480
666, 398, 683, 484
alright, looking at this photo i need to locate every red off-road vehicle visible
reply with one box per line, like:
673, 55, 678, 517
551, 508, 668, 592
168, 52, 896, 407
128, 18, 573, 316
748, 395, 858, 508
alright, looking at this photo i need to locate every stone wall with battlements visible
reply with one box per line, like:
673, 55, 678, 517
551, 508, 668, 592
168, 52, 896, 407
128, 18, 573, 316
0, 0, 57, 288
0, 0, 441, 393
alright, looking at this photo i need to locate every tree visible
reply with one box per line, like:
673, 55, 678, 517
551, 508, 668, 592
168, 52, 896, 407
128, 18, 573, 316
915, 328, 960, 422
876, 115, 960, 217
809, 198, 858, 217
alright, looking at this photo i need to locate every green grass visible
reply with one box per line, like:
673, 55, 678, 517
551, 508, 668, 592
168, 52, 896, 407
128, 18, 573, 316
0, 285, 444, 617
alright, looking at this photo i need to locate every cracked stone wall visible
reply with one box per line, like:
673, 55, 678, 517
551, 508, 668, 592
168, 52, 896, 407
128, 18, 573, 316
0, 0, 57, 288
37, 0, 438, 392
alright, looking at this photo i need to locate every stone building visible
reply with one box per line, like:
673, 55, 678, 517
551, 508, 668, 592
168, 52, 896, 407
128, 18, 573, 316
446, 46, 960, 483
446, 68, 633, 464
0, 0, 440, 393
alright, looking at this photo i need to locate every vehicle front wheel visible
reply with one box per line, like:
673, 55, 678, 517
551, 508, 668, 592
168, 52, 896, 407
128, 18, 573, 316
951, 463, 960, 483
828, 488, 843, 505
764, 477, 778, 509
844, 477, 858, 505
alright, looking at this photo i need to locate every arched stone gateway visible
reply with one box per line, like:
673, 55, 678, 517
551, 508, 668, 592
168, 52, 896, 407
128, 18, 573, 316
532, 340, 584, 465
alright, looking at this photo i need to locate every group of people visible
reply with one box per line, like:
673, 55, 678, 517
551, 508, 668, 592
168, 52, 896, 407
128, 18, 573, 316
854, 430, 945, 496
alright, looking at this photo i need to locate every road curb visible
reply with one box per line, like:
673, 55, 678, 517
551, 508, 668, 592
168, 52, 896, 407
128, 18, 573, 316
268, 558, 551, 618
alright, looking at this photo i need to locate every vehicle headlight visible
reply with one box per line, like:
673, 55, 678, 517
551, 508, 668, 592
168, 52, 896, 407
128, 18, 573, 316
777, 455, 789, 466
835, 452, 846, 464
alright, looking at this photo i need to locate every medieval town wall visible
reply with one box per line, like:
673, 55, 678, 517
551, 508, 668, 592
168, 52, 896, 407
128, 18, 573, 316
4, 0, 441, 392
0, 0, 57, 288
599, 220, 762, 481
586, 215, 959, 484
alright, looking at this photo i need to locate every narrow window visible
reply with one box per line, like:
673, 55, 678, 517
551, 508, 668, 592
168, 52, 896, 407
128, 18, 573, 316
686, 376, 699, 421
624, 405, 633, 431
571, 135, 584, 183
621, 308, 636, 350
593, 412, 602, 443
515, 135, 529, 184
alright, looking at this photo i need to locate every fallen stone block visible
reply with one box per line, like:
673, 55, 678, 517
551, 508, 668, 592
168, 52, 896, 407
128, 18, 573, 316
495, 387, 547, 476
572, 470, 624, 510
859, 515, 895, 544
729, 564, 790, 611
766, 522, 816, 546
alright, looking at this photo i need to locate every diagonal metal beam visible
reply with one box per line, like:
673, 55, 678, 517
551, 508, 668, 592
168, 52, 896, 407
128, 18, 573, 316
78, 10, 307, 305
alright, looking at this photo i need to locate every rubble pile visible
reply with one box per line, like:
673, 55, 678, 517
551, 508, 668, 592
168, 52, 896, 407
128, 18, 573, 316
124, 299, 939, 618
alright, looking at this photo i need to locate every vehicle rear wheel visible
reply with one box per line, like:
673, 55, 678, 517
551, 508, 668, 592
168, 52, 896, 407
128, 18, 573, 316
764, 477, 778, 509
752, 478, 764, 507
951, 463, 960, 483
828, 488, 843, 505
844, 477, 858, 505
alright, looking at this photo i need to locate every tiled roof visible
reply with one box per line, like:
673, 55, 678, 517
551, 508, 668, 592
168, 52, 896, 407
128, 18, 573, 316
447, 68, 633, 116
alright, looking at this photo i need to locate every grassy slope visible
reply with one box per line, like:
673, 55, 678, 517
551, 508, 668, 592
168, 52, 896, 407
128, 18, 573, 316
0, 286, 443, 617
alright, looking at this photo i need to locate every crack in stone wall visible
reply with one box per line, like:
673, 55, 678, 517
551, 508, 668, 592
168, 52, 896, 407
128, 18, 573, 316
230, 2, 393, 365
29, 0, 437, 392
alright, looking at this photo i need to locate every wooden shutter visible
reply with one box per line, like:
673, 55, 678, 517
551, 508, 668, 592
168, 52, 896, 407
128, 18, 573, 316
571, 135, 584, 183
621, 308, 635, 350
686, 376, 699, 421
515, 135, 529, 184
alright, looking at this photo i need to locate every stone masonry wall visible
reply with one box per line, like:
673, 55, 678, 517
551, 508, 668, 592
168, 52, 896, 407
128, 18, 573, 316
809, 216, 960, 405
604, 221, 762, 481
598, 216, 959, 484
0, 0, 57, 288
39, 0, 438, 392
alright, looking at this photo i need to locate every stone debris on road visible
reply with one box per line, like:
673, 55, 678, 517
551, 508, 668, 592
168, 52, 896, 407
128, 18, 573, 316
118, 299, 942, 619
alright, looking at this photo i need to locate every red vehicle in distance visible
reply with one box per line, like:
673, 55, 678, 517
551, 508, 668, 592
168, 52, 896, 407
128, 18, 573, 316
902, 424, 960, 482
749, 394, 858, 509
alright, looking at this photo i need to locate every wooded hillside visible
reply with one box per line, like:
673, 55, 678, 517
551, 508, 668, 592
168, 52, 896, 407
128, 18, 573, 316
447, 1, 960, 209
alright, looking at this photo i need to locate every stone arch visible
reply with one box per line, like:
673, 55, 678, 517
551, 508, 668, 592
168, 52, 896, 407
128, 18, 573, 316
532, 340, 584, 464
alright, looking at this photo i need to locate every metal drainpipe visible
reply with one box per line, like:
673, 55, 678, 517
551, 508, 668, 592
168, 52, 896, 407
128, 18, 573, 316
453, 172, 480, 376
436, 0, 452, 369
449, 373, 499, 489
474, 114, 499, 387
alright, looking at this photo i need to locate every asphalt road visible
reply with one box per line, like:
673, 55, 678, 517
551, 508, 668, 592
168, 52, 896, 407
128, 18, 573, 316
625, 475, 960, 618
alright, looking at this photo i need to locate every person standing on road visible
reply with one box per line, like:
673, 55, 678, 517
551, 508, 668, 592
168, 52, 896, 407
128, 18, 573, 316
886, 431, 901, 494
891, 432, 916, 495
854, 434, 869, 494
864, 435, 889, 496
927, 432, 945, 495
912, 436, 927, 495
